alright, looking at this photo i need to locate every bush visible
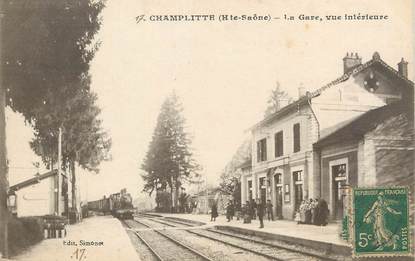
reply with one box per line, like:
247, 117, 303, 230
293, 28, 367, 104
8, 216, 44, 256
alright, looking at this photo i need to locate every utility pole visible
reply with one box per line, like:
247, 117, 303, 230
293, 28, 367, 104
56, 127, 62, 216
0, 2, 9, 257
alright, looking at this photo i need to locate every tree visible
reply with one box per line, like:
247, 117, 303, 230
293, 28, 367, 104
141, 92, 200, 211
4, 0, 105, 120
219, 138, 251, 207
0, 0, 106, 246
264, 82, 293, 117
30, 77, 111, 172
29, 76, 111, 216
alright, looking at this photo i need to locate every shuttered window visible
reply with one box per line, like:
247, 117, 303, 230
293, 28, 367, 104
275, 131, 284, 157
257, 138, 267, 162
293, 123, 301, 152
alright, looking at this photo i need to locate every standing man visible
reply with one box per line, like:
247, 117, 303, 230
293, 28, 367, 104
229, 201, 234, 221
257, 199, 265, 228
226, 201, 232, 222
266, 199, 274, 221
251, 199, 257, 220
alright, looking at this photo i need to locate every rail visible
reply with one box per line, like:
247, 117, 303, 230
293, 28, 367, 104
140, 216, 338, 261
132, 218, 214, 261
122, 220, 165, 261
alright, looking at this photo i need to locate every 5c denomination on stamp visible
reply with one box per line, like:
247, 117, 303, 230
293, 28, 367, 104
351, 187, 411, 258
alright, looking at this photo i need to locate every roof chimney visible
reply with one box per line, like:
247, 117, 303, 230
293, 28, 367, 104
298, 83, 306, 98
343, 52, 362, 74
398, 58, 408, 78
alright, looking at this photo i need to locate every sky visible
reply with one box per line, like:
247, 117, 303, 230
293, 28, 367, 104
7, 0, 413, 201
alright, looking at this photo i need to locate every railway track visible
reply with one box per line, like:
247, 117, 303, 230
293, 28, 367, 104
140, 216, 337, 261
124, 219, 214, 261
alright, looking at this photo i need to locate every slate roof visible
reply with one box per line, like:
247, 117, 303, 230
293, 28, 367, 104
251, 52, 414, 130
10, 170, 58, 192
313, 101, 411, 148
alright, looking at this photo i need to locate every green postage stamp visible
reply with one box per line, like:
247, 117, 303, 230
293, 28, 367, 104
351, 187, 411, 257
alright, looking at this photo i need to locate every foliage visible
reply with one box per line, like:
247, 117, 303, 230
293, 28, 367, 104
264, 82, 293, 117
141, 92, 200, 197
8, 216, 44, 256
4, 0, 106, 120
29, 79, 112, 172
0, 0, 109, 225
219, 138, 251, 206
155, 191, 172, 213
178, 192, 189, 213
2, 0, 110, 172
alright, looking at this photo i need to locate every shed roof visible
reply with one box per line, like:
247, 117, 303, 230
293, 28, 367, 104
10, 170, 58, 192
313, 101, 411, 148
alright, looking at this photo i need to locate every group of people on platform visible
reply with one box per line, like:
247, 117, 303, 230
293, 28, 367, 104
294, 198, 329, 226
210, 197, 330, 228
210, 198, 274, 228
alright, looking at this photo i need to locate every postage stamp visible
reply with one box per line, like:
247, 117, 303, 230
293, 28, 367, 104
351, 187, 411, 258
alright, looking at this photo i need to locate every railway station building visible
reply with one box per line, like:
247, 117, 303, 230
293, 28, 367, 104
313, 99, 413, 220
240, 52, 414, 220
9, 170, 73, 217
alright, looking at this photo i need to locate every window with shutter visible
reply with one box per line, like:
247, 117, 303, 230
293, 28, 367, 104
293, 123, 300, 152
275, 131, 284, 157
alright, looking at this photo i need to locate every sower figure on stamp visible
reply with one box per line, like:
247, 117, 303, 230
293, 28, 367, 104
363, 193, 401, 250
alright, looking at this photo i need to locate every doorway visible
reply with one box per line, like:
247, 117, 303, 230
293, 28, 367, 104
274, 173, 283, 219
293, 171, 303, 211
259, 177, 266, 203
332, 163, 347, 220
247, 180, 253, 202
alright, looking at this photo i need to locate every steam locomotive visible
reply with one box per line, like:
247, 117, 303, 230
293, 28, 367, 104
87, 189, 135, 219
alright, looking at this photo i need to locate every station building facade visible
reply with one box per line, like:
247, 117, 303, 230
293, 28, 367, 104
313, 100, 414, 220
241, 52, 413, 220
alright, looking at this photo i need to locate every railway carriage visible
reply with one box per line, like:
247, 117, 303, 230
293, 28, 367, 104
87, 189, 135, 219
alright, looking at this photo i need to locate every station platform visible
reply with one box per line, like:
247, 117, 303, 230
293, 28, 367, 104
149, 212, 352, 257
151, 212, 347, 244
13, 215, 140, 261
149, 213, 415, 260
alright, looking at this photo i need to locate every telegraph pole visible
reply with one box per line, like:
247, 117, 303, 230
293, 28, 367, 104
0, 1, 9, 257
56, 127, 62, 216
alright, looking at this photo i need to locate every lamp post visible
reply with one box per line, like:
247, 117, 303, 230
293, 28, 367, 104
6, 190, 16, 216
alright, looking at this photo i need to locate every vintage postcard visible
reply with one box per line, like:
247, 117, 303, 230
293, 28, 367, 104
0, 0, 413, 260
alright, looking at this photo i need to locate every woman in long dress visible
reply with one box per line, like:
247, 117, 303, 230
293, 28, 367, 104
211, 203, 218, 221
315, 199, 329, 226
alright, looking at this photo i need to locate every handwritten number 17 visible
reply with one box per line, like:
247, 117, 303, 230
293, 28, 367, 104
136, 15, 145, 23
71, 248, 86, 261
